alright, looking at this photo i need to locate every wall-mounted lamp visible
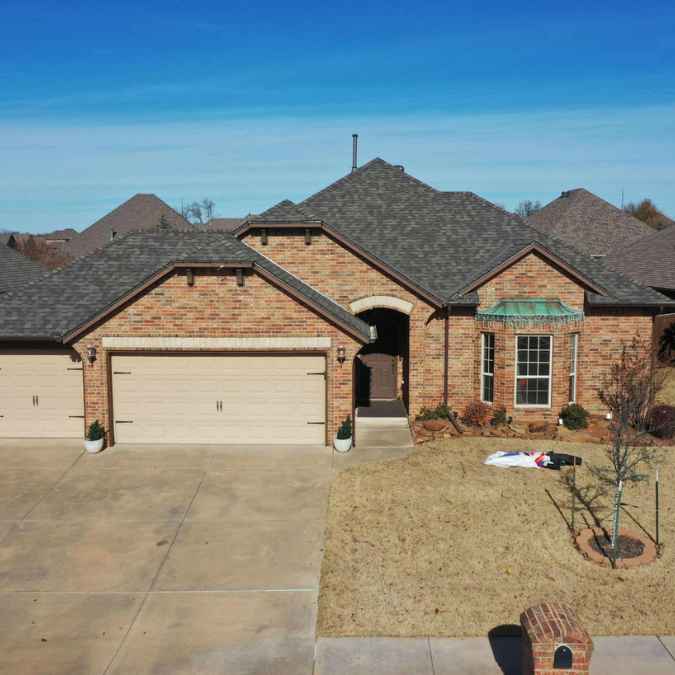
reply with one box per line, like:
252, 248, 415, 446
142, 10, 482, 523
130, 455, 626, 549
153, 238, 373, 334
86, 345, 97, 365
186, 268, 194, 286
336, 346, 346, 364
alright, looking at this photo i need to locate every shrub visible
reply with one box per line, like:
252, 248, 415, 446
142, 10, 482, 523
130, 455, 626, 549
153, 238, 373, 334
86, 420, 104, 441
416, 404, 452, 422
461, 400, 491, 427
491, 405, 508, 427
649, 405, 675, 439
560, 404, 589, 430
336, 415, 352, 440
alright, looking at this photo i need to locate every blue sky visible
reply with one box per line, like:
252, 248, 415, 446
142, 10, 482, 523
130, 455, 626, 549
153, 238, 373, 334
1, 1, 674, 232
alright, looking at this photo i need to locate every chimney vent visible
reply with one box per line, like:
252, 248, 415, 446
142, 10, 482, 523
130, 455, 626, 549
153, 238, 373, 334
351, 134, 358, 173
394, 165, 404, 172
561, 190, 569, 198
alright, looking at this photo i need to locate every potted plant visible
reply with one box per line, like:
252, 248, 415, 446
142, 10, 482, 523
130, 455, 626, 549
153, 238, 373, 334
85, 420, 105, 453
334, 415, 352, 453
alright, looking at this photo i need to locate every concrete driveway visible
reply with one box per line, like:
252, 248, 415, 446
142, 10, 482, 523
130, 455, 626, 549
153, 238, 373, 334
0, 438, 352, 675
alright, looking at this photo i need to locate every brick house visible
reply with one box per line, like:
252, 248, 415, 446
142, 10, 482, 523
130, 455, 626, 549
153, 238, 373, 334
0, 158, 672, 446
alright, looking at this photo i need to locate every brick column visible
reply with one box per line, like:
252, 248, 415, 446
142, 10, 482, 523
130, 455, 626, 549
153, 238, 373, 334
520, 602, 593, 674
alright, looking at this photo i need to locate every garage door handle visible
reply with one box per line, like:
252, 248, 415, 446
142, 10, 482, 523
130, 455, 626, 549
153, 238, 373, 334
307, 371, 326, 376
68, 415, 85, 419
113, 371, 132, 375
115, 420, 134, 424
307, 421, 325, 425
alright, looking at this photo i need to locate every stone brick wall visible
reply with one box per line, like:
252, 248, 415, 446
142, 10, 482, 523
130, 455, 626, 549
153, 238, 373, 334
72, 268, 361, 442
467, 252, 654, 421
477, 251, 585, 311
71, 237, 656, 443
242, 234, 654, 424
244, 228, 446, 418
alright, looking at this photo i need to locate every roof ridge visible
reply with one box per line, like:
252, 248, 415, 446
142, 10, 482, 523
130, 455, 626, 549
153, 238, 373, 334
298, 157, 437, 210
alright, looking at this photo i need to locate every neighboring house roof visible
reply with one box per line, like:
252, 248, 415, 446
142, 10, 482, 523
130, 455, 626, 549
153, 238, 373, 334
0, 232, 371, 343
0, 242, 46, 294
205, 217, 246, 232
41, 228, 79, 244
237, 159, 670, 308
65, 194, 195, 259
527, 188, 652, 256
605, 225, 675, 292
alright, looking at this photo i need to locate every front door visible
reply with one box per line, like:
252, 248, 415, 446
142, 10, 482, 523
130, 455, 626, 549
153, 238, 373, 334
359, 353, 397, 399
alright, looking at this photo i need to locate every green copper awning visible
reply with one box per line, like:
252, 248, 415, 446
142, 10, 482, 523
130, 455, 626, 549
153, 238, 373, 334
476, 298, 584, 326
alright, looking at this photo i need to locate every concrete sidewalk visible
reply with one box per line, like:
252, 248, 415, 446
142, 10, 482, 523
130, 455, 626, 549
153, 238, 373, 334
315, 635, 675, 674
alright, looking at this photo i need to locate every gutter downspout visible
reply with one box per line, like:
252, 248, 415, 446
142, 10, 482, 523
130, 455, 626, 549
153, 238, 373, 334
443, 306, 449, 406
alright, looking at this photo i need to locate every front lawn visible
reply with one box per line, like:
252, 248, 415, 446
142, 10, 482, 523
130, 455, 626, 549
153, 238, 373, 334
318, 437, 674, 637
659, 366, 675, 406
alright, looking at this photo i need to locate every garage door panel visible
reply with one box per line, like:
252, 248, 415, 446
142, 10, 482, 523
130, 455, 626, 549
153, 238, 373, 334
0, 352, 84, 438
111, 354, 326, 445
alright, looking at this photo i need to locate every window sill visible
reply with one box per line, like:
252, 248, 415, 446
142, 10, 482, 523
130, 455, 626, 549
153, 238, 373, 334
514, 404, 552, 410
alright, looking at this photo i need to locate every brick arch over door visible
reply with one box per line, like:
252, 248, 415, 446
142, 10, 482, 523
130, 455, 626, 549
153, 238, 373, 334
349, 295, 413, 316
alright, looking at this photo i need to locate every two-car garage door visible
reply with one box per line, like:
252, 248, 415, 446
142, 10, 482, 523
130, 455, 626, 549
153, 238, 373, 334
111, 354, 327, 445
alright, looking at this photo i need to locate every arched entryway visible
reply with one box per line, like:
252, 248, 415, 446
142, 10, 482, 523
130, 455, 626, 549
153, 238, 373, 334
354, 306, 410, 413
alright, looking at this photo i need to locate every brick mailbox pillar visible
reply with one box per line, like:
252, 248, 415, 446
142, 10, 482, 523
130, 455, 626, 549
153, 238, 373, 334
520, 602, 593, 674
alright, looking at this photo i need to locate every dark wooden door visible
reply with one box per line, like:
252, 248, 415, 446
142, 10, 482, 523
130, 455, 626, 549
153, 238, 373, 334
360, 353, 397, 399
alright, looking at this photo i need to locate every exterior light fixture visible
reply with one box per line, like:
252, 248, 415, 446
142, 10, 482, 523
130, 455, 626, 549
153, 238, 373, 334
337, 346, 346, 364
86, 345, 97, 365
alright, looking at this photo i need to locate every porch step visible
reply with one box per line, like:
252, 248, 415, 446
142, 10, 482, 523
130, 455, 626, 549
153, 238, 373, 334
356, 414, 409, 428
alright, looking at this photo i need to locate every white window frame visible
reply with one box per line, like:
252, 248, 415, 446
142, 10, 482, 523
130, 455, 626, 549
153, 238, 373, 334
480, 332, 495, 404
514, 334, 553, 408
569, 333, 578, 403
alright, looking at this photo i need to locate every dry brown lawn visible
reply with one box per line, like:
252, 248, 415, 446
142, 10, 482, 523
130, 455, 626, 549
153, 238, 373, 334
659, 366, 675, 406
318, 437, 675, 637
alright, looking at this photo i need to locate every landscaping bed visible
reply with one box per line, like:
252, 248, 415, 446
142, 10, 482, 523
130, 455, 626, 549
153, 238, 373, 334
317, 437, 674, 637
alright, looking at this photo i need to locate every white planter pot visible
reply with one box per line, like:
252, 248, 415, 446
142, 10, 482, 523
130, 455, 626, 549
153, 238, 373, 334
334, 436, 352, 453
85, 438, 104, 454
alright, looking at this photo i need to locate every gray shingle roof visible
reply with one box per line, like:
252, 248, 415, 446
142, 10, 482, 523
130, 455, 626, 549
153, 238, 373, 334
0, 244, 46, 294
605, 224, 675, 292
65, 194, 196, 259
0, 232, 370, 342
296, 159, 670, 307
527, 188, 652, 256
205, 217, 245, 232
252, 200, 318, 223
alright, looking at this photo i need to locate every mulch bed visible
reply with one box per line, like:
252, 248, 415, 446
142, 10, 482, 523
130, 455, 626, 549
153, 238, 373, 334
590, 534, 645, 559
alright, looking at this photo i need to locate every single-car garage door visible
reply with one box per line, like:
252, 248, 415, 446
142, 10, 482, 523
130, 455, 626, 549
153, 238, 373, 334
111, 353, 326, 445
0, 351, 85, 438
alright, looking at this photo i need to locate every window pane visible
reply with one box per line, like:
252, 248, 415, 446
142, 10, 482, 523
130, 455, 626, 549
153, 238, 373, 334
569, 374, 576, 403
481, 333, 495, 402
517, 336, 528, 350
483, 375, 494, 403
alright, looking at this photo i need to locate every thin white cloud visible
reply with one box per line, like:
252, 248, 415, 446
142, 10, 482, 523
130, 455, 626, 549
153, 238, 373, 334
1, 104, 674, 231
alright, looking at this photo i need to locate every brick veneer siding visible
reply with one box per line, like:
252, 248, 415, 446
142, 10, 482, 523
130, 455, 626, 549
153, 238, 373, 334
243, 229, 446, 419
242, 234, 655, 424
467, 252, 652, 421
71, 268, 361, 443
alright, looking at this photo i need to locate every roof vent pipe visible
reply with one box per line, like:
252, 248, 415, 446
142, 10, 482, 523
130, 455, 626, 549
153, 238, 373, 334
352, 134, 358, 172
